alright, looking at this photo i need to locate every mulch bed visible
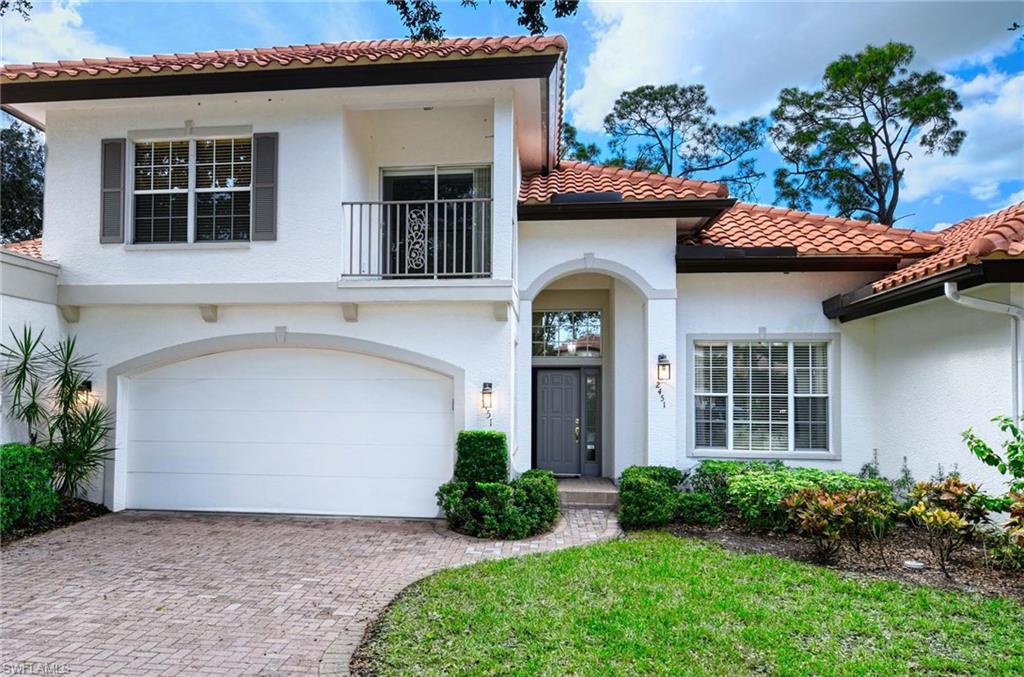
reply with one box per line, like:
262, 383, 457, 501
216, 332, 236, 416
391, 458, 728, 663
669, 521, 1024, 601
1, 497, 109, 546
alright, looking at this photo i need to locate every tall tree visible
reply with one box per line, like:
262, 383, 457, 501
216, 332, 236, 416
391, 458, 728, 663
1, 119, 46, 243
559, 122, 601, 163
771, 42, 965, 225
0, 0, 32, 19
602, 84, 765, 200
387, 0, 578, 40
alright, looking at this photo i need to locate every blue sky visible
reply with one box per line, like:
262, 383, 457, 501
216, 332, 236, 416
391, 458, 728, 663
2, 1, 1022, 230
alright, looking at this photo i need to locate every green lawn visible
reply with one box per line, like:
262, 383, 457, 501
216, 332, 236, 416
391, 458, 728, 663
360, 533, 1024, 676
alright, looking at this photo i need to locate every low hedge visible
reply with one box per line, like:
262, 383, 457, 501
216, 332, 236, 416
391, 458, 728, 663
620, 465, 686, 489
675, 491, 724, 526
618, 461, 891, 532
618, 465, 682, 529
1, 443, 59, 534
727, 465, 891, 532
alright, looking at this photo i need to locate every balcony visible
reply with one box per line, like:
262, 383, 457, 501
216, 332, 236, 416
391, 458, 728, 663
341, 199, 492, 279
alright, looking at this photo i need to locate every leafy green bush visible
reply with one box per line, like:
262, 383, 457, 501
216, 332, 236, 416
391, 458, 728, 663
728, 465, 889, 532
513, 470, 559, 533
618, 475, 677, 529
619, 465, 686, 489
453, 430, 508, 484
988, 538, 1024, 571
962, 415, 1024, 492
0, 443, 58, 534
675, 491, 724, 526
690, 460, 780, 510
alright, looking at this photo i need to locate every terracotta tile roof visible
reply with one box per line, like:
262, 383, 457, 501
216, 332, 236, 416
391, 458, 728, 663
1, 238, 43, 259
0, 35, 567, 82
873, 200, 1024, 291
519, 161, 729, 203
680, 202, 943, 257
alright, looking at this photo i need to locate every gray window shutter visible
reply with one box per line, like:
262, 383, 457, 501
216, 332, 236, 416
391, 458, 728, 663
100, 138, 126, 243
252, 132, 278, 241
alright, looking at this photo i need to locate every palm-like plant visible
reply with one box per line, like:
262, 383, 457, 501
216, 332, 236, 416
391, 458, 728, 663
1, 326, 114, 498
1, 325, 46, 444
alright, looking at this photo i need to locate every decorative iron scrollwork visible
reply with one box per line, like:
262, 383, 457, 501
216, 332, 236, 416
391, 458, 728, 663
406, 207, 428, 271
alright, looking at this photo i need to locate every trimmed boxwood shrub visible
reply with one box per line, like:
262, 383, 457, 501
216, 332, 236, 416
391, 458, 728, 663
620, 465, 686, 489
514, 469, 560, 532
675, 491, 724, 526
1, 443, 58, 534
453, 430, 509, 484
619, 476, 676, 529
437, 433, 559, 540
618, 466, 681, 530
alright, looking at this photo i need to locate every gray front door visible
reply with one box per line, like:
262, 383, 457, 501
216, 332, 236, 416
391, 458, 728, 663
535, 369, 581, 475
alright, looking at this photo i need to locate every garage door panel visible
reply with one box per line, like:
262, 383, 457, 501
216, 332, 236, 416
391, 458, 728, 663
128, 410, 451, 445
130, 377, 450, 413
139, 349, 426, 381
126, 440, 452, 478
124, 347, 456, 517
127, 473, 446, 517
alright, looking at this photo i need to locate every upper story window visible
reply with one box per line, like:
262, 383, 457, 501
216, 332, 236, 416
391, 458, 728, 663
692, 339, 833, 456
132, 137, 252, 244
532, 311, 602, 357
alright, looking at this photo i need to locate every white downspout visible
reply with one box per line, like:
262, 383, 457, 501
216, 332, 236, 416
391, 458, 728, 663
944, 282, 1024, 424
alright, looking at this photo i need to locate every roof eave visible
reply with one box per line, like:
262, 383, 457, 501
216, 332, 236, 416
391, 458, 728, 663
822, 259, 1024, 322
517, 197, 735, 221
676, 246, 911, 274
0, 52, 562, 105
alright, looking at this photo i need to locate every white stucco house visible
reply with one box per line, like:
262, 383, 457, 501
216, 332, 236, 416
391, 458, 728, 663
1, 35, 1022, 518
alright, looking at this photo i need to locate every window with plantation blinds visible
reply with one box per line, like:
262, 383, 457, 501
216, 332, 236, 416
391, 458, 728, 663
132, 137, 252, 244
693, 340, 831, 454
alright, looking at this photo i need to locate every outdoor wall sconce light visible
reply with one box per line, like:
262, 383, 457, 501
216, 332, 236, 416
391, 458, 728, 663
657, 354, 672, 382
75, 380, 94, 407
655, 356, 670, 409
481, 382, 494, 427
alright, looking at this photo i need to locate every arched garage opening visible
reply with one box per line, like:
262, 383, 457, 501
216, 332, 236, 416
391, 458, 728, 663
105, 333, 465, 518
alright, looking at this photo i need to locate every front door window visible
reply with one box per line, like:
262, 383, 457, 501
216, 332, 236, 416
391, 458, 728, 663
531, 311, 602, 357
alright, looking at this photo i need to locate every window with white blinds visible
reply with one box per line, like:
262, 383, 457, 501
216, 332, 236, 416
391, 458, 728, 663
693, 340, 832, 454
132, 137, 252, 244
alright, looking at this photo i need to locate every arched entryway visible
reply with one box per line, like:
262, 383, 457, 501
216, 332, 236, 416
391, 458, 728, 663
517, 256, 675, 478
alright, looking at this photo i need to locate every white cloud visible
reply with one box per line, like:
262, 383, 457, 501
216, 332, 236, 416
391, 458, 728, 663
1001, 188, 1024, 209
568, 1, 1021, 130
931, 222, 953, 231
0, 0, 123, 66
901, 71, 1024, 203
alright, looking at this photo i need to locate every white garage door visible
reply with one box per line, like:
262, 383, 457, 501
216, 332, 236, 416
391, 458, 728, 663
125, 348, 454, 517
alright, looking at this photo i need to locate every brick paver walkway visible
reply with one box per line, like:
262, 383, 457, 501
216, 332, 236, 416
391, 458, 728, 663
1, 509, 619, 676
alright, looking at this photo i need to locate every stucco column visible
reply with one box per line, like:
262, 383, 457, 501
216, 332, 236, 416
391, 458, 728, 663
645, 297, 678, 467
491, 94, 515, 282
513, 297, 534, 473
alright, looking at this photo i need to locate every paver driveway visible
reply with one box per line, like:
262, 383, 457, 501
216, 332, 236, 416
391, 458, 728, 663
1, 509, 619, 676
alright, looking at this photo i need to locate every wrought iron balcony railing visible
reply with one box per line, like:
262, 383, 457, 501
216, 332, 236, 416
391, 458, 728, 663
341, 199, 492, 279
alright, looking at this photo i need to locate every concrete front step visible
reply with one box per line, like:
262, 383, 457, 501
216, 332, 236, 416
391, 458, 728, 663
557, 477, 619, 509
